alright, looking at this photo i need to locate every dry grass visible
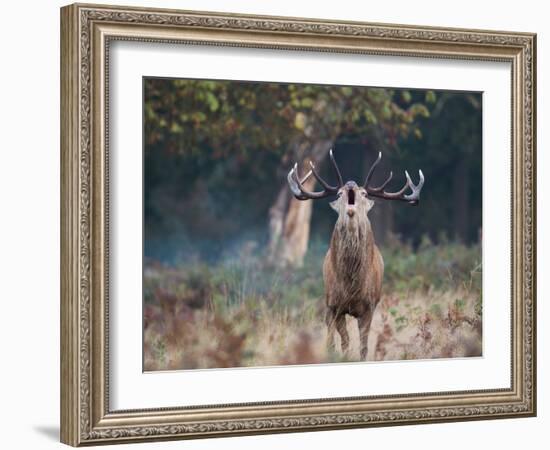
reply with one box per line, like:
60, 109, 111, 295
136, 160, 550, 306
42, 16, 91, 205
143, 238, 482, 371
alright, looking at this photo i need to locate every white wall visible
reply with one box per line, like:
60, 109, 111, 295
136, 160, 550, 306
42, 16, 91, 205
0, 0, 545, 449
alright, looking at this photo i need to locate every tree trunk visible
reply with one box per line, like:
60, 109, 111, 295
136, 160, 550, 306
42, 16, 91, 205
267, 139, 333, 268
266, 184, 291, 263
278, 176, 317, 267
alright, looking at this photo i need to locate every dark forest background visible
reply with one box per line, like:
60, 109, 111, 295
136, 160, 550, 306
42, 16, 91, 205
144, 78, 481, 266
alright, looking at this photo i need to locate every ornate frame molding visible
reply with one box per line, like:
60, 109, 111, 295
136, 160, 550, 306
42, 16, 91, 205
60, 3, 536, 446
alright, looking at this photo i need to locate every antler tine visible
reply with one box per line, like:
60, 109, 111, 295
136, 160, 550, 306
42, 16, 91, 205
309, 161, 338, 191
287, 164, 313, 200
287, 161, 339, 200
301, 169, 313, 184
363, 151, 382, 189
329, 150, 344, 188
403, 170, 425, 205
375, 171, 411, 198
287, 151, 341, 201
368, 171, 393, 193
363, 151, 425, 205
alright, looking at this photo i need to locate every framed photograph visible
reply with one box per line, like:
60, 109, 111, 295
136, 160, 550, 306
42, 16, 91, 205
60, 3, 537, 446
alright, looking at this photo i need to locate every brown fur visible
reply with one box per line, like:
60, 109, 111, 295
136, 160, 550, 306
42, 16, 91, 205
323, 182, 384, 360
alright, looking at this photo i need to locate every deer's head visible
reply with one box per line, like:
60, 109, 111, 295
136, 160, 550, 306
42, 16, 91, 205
287, 150, 424, 224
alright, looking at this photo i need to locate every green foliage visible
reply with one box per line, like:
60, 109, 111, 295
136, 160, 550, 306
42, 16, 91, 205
454, 298, 466, 311
381, 234, 482, 293
144, 78, 430, 160
425, 90, 437, 104
394, 315, 409, 332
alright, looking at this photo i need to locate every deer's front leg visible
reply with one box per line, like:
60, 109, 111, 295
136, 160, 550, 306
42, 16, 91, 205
358, 306, 374, 360
335, 314, 350, 353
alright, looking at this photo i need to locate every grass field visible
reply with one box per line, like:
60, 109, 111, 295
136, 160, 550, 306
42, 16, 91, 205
143, 236, 482, 371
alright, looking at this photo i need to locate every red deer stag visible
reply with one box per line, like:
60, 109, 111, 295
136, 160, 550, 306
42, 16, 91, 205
287, 151, 424, 360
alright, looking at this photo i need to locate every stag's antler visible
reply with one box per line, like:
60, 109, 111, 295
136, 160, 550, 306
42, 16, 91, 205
363, 152, 425, 205
288, 149, 344, 200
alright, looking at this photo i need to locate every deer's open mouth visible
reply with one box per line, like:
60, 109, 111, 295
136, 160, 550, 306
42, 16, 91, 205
347, 189, 356, 206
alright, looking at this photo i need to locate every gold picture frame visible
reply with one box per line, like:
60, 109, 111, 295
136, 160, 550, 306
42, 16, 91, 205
60, 2, 536, 446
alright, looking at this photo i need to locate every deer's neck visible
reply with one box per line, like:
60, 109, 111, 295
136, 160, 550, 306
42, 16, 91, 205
331, 218, 375, 282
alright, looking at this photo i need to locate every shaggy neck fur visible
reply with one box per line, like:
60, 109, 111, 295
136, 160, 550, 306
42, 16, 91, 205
330, 215, 375, 295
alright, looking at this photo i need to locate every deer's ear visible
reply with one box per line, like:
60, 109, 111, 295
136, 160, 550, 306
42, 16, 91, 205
365, 198, 375, 212
329, 199, 339, 212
